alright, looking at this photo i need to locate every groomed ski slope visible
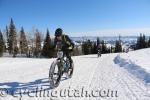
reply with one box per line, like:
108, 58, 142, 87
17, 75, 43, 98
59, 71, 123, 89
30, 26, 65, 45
0, 48, 150, 100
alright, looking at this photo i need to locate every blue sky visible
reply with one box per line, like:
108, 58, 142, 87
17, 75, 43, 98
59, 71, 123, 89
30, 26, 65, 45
0, 0, 150, 36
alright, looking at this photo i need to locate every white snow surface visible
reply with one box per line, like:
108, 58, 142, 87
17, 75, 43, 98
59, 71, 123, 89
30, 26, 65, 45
119, 48, 150, 73
115, 48, 150, 85
0, 49, 150, 100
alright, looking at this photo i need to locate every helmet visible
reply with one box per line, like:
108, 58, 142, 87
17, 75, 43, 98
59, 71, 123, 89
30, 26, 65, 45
55, 28, 63, 36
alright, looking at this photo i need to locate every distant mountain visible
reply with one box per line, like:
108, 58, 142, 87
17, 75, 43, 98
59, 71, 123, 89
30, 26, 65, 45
71, 36, 138, 42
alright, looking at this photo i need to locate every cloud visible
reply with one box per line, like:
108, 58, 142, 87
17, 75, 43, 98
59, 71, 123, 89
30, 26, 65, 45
72, 28, 150, 37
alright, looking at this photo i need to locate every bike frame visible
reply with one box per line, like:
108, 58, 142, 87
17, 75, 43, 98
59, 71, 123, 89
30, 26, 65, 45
57, 55, 69, 73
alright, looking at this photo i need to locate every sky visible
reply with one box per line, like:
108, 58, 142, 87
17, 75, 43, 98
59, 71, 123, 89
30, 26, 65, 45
0, 0, 150, 36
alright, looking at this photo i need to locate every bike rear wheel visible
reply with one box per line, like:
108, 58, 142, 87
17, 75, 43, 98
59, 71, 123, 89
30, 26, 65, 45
98, 53, 101, 57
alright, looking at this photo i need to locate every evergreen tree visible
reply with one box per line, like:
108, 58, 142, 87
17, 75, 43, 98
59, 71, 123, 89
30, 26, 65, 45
9, 18, 18, 57
6, 26, 10, 52
136, 34, 142, 49
92, 42, 97, 54
114, 40, 122, 53
82, 41, 88, 55
19, 27, 28, 56
82, 40, 92, 55
87, 40, 92, 54
136, 34, 147, 49
0, 30, 5, 57
114, 35, 122, 53
34, 30, 41, 57
110, 45, 113, 53
41, 29, 52, 58
97, 37, 100, 45
142, 34, 146, 48
101, 40, 107, 54
73, 46, 80, 56
148, 37, 150, 47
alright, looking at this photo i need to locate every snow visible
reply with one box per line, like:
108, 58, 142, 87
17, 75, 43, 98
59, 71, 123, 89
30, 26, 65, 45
115, 48, 150, 85
0, 49, 150, 100
120, 48, 150, 72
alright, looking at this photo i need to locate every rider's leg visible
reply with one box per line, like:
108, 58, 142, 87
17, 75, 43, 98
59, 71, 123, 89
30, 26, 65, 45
65, 51, 73, 68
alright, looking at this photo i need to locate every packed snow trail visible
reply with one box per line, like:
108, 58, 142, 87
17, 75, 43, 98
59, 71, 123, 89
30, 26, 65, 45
0, 53, 150, 100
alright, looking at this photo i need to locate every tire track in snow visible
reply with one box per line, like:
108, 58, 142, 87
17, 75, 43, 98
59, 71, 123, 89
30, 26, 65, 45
84, 54, 150, 100
117, 67, 150, 100
113, 55, 150, 100
53, 55, 100, 100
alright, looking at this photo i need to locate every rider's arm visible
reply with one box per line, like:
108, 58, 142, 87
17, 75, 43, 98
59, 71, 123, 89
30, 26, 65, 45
65, 35, 75, 49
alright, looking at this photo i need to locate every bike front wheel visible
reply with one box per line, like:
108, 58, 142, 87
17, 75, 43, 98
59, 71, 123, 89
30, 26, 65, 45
49, 60, 62, 88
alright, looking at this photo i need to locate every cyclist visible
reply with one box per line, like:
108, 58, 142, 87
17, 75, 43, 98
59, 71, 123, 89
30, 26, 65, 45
97, 44, 102, 57
52, 28, 74, 69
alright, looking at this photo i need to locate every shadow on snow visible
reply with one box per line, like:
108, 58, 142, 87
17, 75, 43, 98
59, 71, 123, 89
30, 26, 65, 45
0, 76, 68, 95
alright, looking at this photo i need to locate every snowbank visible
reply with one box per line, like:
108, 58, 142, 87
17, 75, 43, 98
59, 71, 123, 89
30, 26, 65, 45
114, 48, 150, 85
